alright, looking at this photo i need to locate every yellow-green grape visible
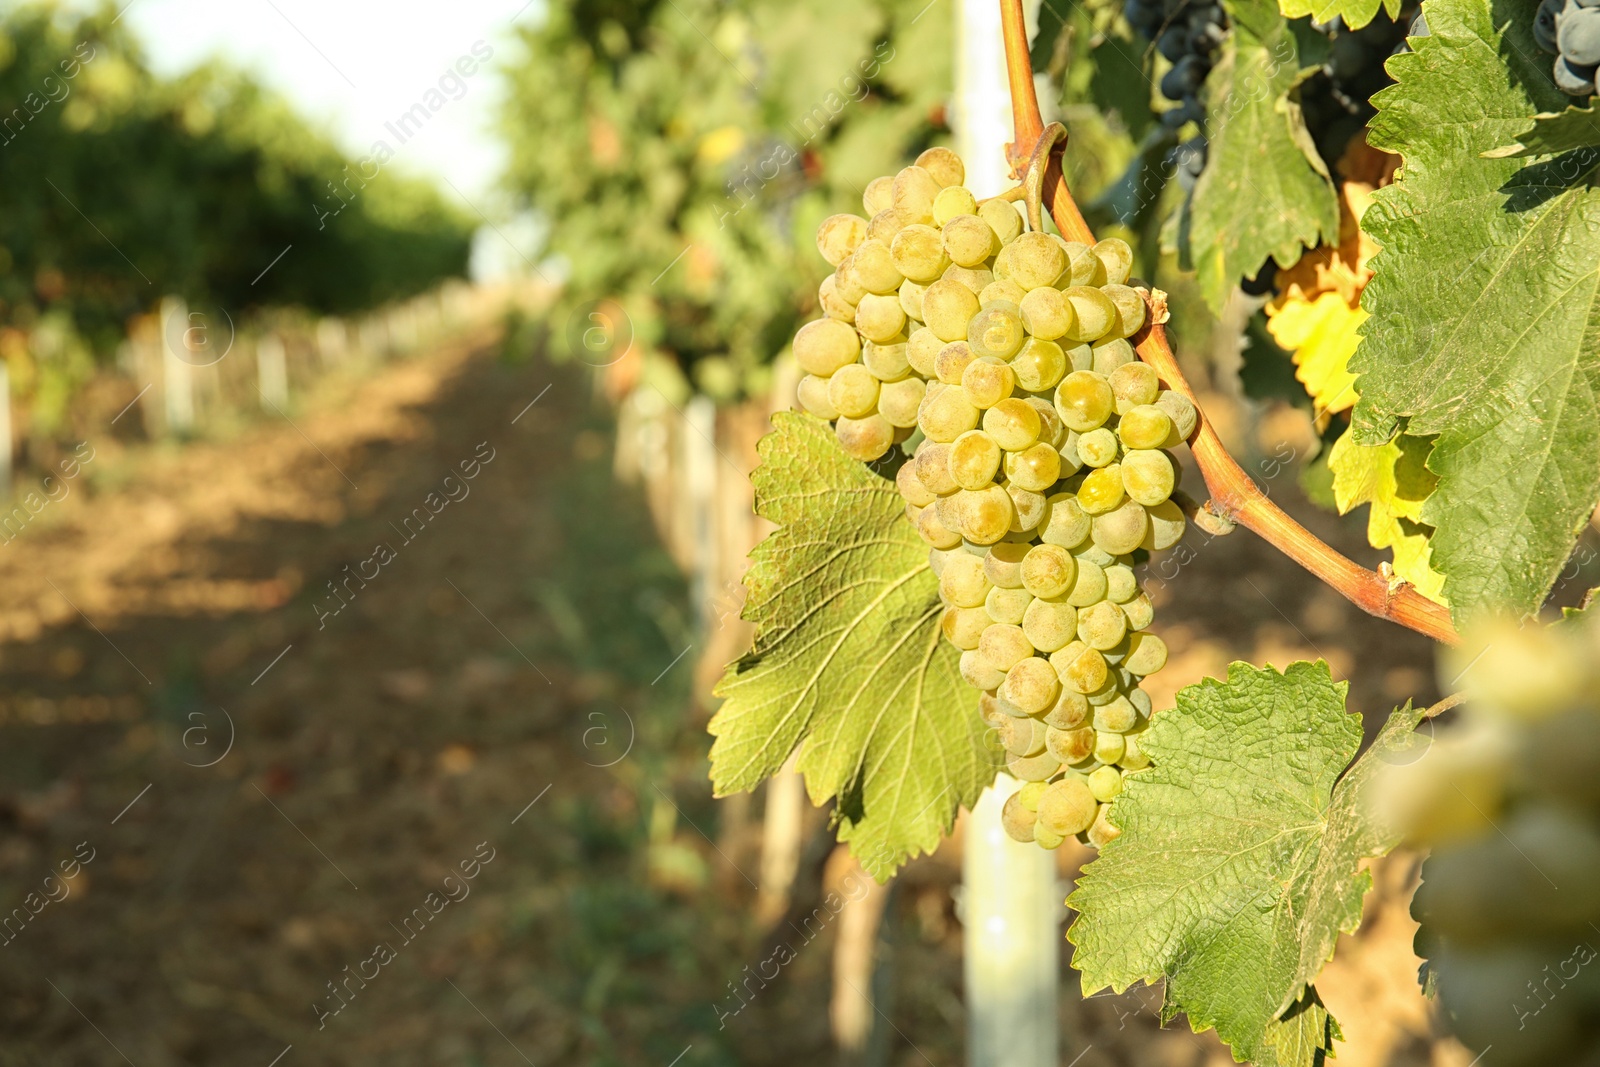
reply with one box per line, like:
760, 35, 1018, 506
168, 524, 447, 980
1008, 486, 1048, 533
816, 213, 869, 266
1054, 641, 1108, 694
1021, 543, 1077, 599
878, 378, 926, 429
1119, 730, 1149, 770
941, 605, 988, 649
940, 552, 992, 608
1091, 238, 1133, 285
835, 415, 895, 461
979, 279, 1028, 309
1000, 716, 1048, 758
1063, 286, 1117, 342
982, 398, 1042, 451
1110, 362, 1160, 414
1091, 499, 1150, 555
942, 214, 997, 268
1064, 342, 1095, 375
828, 363, 880, 418
866, 208, 903, 246
943, 264, 994, 295
1077, 600, 1128, 651
907, 327, 942, 378
1039, 494, 1091, 551
793, 318, 861, 376
918, 383, 981, 442
1043, 687, 1090, 730
819, 275, 857, 324
1028, 398, 1067, 448
1101, 284, 1146, 338
1022, 596, 1077, 653
1018, 286, 1074, 340
1033, 822, 1067, 850
1065, 558, 1107, 606
892, 164, 941, 225
990, 240, 1018, 282
1055, 370, 1114, 432
915, 146, 965, 188
918, 506, 963, 550
1016, 780, 1049, 811
1001, 656, 1060, 716
914, 442, 959, 496
1093, 694, 1138, 733
898, 279, 926, 322
934, 341, 977, 385
1058, 241, 1104, 286
1078, 465, 1126, 515
1093, 731, 1126, 766
1118, 405, 1173, 450
897, 458, 937, 507
1076, 428, 1119, 468
851, 238, 904, 294
1010, 338, 1068, 393
977, 197, 1024, 244
961, 649, 1008, 691
855, 293, 907, 344
1155, 390, 1198, 444
1087, 804, 1120, 847
1142, 499, 1185, 551
1003, 442, 1062, 493
960, 484, 1014, 545
1122, 449, 1174, 506
1008, 750, 1064, 783
1103, 564, 1138, 602
980, 623, 1035, 672
968, 304, 1027, 361
1001, 791, 1041, 843
921, 278, 981, 342
1124, 632, 1168, 676
797, 374, 839, 420
1087, 764, 1124, 802
1046, 724, 1095, 764
1122, 592, 1154, 631
927, 547, 955, 578
835, 255, 869, 304
962, 357, 1016, 408
891, 223, 950, 283
949, 430, 1003, 490
933, 491, 965, 533
986, 585, 1034, 626
933, 185, 979, 226
1038, 778, 1098, 836
1007, 233, 1068, 290
1091, 337, 1136, 376
863, 340, 911, 381
1058, 430, 1084, 477
863, 175, 895, 216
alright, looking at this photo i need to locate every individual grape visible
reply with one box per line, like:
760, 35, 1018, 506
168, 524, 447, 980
1043, 687, 1090, 729
941, 605, 988, 649
1535, 0, 1559, 52
1093, 730, 1126, 766
907, 327, 942, 378
1054, 641, 1109, 694
982, 398, 1043, 450
1001, 791, 1041, 843
940, 552, 992, 608
933, 341, 977, 385
1078, 465, 1126, 515
918, 506, 963, 550
918, 383, 981, 442
827, 363, 881, 418
855, 293, 907, 343
1559, 6, 1600, 65
1020, 543, 1077, 599
862, 340, 910, 381
819, 275, 857, 323
983, 541, 1028, 588
961, 649, 1009, 690
1087, 764, 1124, 802
1039, 493, 1091, 549
977, 197, 1024, 244
982, 624, 1037, 673
1019, 286, 1075, 340
1119, 730, 1150, 770
942, 214, 998, 267
913, 442, 958, 495
892, 164, 941, 225
1554, 53, 1597, 95
942, 264, 994, 295
1122, 449, 1175, 506
1103, 564, 1138, 602
968, 304, 1027, 360
1060, 430, 1085, 474
915, 146, 965, 188
878, 377, 926, 428
797, 374, 840, 419
1122, 592, 1155, 631
1128, 686, 1151, 720
835, 255, 869, 304
906, 502, 925, 531
1031, 822, 1068, 850
1001, 656, 1061, 715
1063, 286, 1118, 342
962, 357, 1017, 408
898, 279, 926, 322
977, 690, 1009, 729
1092, 694, 1138, 733
851, 238, 904, 294
1022, 596, 1077, 652
1155, 390, 1198, 443
1078, 600, 1128, 651
1118, 405, 1173, 450
1037, 777, 1098, 835
986, 585, 1034, 626
1074, 543, 1115, 568
1008, 750, 1063, 783
1065, 558, 1107, 606
897, 459, 936, 507
1091, 498, 1150, 555
979, 279, 1029, 308
960, 484, 1015, 544
891, 224, 951, 283
1027, 398, 1066, 447
933, 185, 979, 225
1086, 803, 1120, 847
863, 176, 895, 216
921, 278, 981, 342
1003, 442, 1062, 492
1110, 362, 1160, 413
793, 318, 861, 376
1141, 499, 1186, 551
949, 429, 1003, 489
1009, 338, 1068, 393
1101, 284, 1147, 337
1046, 724, 1096, 764
1090, 337, 1136, 376
1077, 428, 1120, 468
835, 415, 895, 460
1008, 488, 1048, 534
817, 213, 869, 266
1007, 233, 1069, 290
1092, 238, 1133, 285
1056, 371, 1115, 432
1124, 632, 1168, 676
1057, 241, 1103, 286
866, 208, 903, 246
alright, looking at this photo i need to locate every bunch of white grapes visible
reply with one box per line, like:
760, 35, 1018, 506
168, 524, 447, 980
793, 147, 1194, 853
1374, 617, 1600, 1066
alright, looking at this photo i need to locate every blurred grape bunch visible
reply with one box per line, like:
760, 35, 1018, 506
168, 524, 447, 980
1373, 613, 1600, 1065
499, 0, 951, 403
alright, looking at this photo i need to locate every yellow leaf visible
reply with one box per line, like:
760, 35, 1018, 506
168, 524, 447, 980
1328, 429, 1447, 603
1264, 291, 1364, 415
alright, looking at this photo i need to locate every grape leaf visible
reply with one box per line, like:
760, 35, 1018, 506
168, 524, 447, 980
1265, 291, 1365, 414
1067, 661, 1425, 1066
1276, 0, 1400, 30
709, 413, 997, 879
1486, 105, 1600, 158
1329, 429, 1447, 602
1352, 0, 1600, 620
1189, 0, 1340, 311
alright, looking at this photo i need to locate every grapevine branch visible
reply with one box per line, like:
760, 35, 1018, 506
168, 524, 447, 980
997, 0, 1459, 645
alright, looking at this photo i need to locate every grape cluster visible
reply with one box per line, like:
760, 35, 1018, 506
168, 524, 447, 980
1376, 618, 1600, 1065
794, 148, 1193, 852
1536, 0, 1600, 97
1123, 0, 1228, 190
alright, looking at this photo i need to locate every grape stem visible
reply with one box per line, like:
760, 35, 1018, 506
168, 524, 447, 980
997, 0, 1460, 645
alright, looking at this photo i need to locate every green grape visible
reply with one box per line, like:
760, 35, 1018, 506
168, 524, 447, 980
1039, 493, 1091, 549
1063, 286, 1117, 342
878, 377, 926, 429
1087, 803, 1120, 847
1060, 429, 1086, 475
1000, 714, 1048, 757
943, 264, 994, 295
797, 374, 840, 420
986, 585, 1034, 626
1046, 724, 1096, 764
918, 506, 963, 550
942, 214, 996, 267
984, 541, 1029, 588
907, 327, 942, 378
1043, 687, 1090, 729
978, 691, 1009, 729
977, 197, 1024, 244
1123, 632, 1168, 676
1001, 656, 1060, 715
794, 318, 862, 376
1091, 499, 1150, 555
863, 176, 895, 216
1074, 543, 1115, 568
1090, 337, 1136, 376
1078, 600, 1128, 651
1010, 338, 1068, 393
1007, 486, 1048, 533
1008, 233, 1068, 290
1019, 286, 1075, 340
1001, 791, 1041, 843
968, 304, 1027, 361
922, 278, 981, 343
1141, 499, 1186, 551
1078, 465, 1126, 514
916, 147, 965, 188
1007, 750, 1063, 783
1053, 642, 1109, 695
980, 623, 1036, 672
1087, 764, 1124, 802
1038, 777, 1098, 835
1055, 370, 1115, 432
928, 547, 958, 577
1155, 389, 1197, 444
948, 429, 1003, 490
960, 487, 1015, 545
934, 341, 977, 385
1128, 686, 1152, 719
836, 255, 870, 304
1122, 449, 1174, 506
1093, 730, 1126, 766
827, 364, 881, 418
1017, 780, 1049, 812
961, 648, 1008, 691
1110, 362, 1159, 413
1076, 428, 1119, 468
819, 275, 857, 324
1021, 544, 1077, 599
1065, 559, 1108, 607
863, 340, 911, 381
898, 279, 926, 322
1101, 284, 1146, 337
897, 459, 936, 507
913, 442, 958, 495
892, 224, 950, 283
933, 185, 979, 225
1057, 241, 1102, 286
981, 398, 1042, 451
852, 238, 904, 294
1092, 238, 1133, 285
855, 293, 907, 343
817, 213, 869, 266
962, 357, 1017, 408
1003, 442, 1062, 492
1022, 596, 1077, 652
941, 605, 988, 649
835, 415, 895, 461
940, 552, 992, 608
892, 164, 940, 225
1032, 822, 1067, 850
1093, 694, 1138, 733
866, 208, 904, 247
1118, 405, 1173, 450
1027, 398, 1066, 447
1119, 730, 1150, 770
979, 279, 1029, 308
918, 383, 981, 442
1103, 564, 1138, 602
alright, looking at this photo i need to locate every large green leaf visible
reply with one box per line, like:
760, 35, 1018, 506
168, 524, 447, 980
1277, 0, 1400, 30
709, 413, 997, 879
1188, 0, 1340, 311
1352, 0, 1600, 620
1487, 104, 1600, 158
1068, 661, 1424, 1066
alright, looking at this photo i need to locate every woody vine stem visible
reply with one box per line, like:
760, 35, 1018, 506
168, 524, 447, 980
996, 0, 1459, 645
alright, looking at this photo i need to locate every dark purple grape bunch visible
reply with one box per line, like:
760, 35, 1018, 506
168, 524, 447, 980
1538, 0, 1600, 97
1123, 0, 1228, 191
